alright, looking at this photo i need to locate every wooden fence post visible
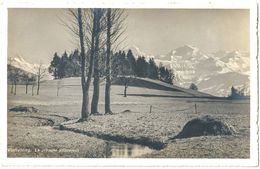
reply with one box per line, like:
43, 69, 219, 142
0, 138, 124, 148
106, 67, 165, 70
195, 104, 197, 113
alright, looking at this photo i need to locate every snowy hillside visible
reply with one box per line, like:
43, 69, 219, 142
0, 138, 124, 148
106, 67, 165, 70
130, 45, 250, 97
8, 55, 52, 80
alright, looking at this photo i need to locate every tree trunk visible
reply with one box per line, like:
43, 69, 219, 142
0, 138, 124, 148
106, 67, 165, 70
83, 9, 96, 117
54, 68, 57, 79
77, 8, 89, 121
124, 81, 127, 97
81, 88, 90, 119
11, 82, 13, 94
25, 84, 28, 94
124, 85, 127, 97
91, 70, 100, 114
32, 84, 34, 96
105, 8, 112, 114
81, 89, 87, 117
37, 66, 41, 95
78, 8, 97, 120
37, 79, 40, 95
14, 81, 16, 95
91, 9, 101, 115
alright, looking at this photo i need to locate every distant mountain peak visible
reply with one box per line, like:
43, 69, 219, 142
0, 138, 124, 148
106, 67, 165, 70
8, 55, 52, 80
129, 45, 249, 96
129, 45, 146, 57
182, 44, 198, 50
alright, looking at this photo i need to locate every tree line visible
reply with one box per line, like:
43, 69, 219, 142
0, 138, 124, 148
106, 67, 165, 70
48, 50, 81, 79
49, 49, 174, 84
111, 50, 174, 84
8, 65, 36, 95
8, 61, 46, 96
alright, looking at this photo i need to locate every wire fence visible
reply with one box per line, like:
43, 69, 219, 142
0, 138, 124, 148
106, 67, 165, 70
147, 104, 198, 114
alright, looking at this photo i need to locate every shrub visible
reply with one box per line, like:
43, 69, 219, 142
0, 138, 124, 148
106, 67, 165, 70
189, 83, 198, 90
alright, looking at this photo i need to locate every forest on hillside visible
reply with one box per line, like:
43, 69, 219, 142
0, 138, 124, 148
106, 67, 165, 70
48, 49, 175, 85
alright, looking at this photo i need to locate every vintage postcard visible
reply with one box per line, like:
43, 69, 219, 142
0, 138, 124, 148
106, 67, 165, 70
0, 0, 258, 168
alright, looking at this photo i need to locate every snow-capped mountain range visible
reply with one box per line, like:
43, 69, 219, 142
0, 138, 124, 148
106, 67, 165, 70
8, 45, 250, 97
130, 45, 250, 97
8, 55, 52, 80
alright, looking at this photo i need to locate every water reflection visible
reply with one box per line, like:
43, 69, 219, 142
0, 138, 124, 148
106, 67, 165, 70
107, 142, 153, 158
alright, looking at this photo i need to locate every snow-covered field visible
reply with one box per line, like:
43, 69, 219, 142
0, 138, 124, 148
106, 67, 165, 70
7, 78, 250, 158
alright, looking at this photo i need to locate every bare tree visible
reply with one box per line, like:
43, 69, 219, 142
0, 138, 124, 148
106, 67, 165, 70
61, 8, 97, 120
105, 8, 112, 114
32, 82, 35, 96
36, 63, 46, 95
22, 74, 29, 94
27, 76, 37, 96
91, 8, 105, 115
11, 69, 19, 95
104, 9, 126, 114
61, 8, 125, 118
20, 74, 35, 94
25, 76, 29, 94
79, 8, 96, 120
121, 76, 135, 97
7, 63, 20, 95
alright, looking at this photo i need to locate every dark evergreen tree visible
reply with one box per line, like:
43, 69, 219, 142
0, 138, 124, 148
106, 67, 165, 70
111, 51, 120, 78
111, 50, 134, 97
147, 58, 158, 79
127, 49, 136, 75
158, 63, 166, 80
49, 52, 61, 79
158, 64, 174, 84
59, 51, 69, 78
136, 56, 148, 77
189, 83, 198, 90
69, 49, 81, 77
164, 68, 174, 84
111, 50, 129, 77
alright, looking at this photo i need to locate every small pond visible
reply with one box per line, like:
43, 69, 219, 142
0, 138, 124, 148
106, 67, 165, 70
106, 142, 154, 158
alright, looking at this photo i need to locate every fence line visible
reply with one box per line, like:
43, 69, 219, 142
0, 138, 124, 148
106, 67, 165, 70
149, 104, 196, 113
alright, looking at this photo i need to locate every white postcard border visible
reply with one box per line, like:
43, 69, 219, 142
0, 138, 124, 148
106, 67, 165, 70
0, 0, 258, 168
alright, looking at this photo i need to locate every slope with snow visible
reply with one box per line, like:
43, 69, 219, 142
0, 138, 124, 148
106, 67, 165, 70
130, 45, 250, 97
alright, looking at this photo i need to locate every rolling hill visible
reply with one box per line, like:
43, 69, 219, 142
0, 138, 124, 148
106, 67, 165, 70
8, 45, 250, 97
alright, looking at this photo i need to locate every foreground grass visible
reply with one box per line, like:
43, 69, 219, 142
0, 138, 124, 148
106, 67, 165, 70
142, 135, 249, 158
7, 79, 250, 158
60, 102, 249, 158
8, 112, 109, 158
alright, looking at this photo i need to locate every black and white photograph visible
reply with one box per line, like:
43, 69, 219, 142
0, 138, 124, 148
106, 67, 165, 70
0, 0, 259, 168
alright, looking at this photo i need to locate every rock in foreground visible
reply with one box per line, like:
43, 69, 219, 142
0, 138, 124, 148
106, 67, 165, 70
173, 115, 235, 139
9, 105, 38, 113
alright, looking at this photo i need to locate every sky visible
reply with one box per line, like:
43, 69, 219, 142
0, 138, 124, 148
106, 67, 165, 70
8, 8, 249, 64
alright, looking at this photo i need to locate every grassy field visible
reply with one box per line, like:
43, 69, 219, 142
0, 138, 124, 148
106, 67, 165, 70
7, 77, 250, 158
